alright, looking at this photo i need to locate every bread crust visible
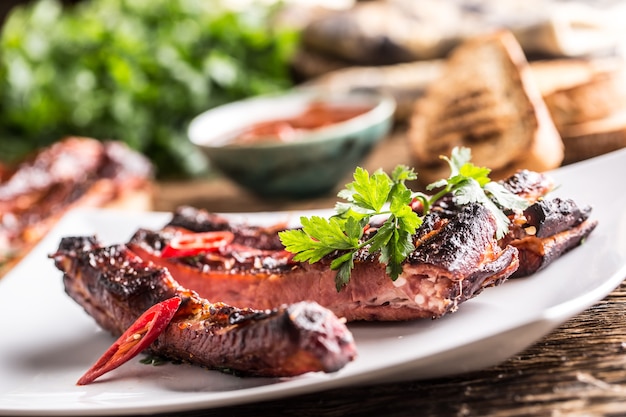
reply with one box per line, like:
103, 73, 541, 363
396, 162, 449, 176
408, 30, 564, 184
560, 111, 626, 164
546, 72, 626, 130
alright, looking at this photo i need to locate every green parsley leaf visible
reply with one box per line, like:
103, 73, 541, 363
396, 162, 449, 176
279, 147, 528, 290
279, 216, 359, 264
347, 167, 392, 212
330, 251, 355, 291
427, 147, 530, 239
279, 164, 421, 289
484, 182, 530, 212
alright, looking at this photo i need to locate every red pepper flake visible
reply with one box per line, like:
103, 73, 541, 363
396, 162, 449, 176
76, 296, 181, 385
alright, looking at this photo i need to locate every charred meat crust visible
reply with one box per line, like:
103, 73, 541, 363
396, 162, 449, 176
0, 137, 152, 274
128, 203, 520, 321
497, 170, 598, 277
51, 237, 357, 377
428, 170, 597, 279
409, 204, 520, 302
508, 219, 598, 278
501, 197, 598, 278
499, 169, 556, 203
168, 206, 286, 250
522, 197, 592, 238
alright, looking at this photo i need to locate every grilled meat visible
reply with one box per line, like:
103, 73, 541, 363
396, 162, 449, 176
426, 169, 598, 278
497, 170, 598, 277
128, 203, 520, 322
502, 197, 598, 277
167, 206, 286, 250
522, 197, 592, 239
51, 236, 357, 377
499, 169, 557, 203
128, 169, 597, 321
0, 137, 152, 276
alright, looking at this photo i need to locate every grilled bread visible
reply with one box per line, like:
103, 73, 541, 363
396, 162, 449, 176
531, 58, 626, 130
528, 58, 626, 162
407, 30, 564, 184
559, 111, 626, 164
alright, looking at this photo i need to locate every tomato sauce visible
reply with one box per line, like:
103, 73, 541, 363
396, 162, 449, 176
229, 102, 372, 145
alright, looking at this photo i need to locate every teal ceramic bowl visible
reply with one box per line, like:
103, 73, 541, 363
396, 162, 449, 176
187, 89, 396, 198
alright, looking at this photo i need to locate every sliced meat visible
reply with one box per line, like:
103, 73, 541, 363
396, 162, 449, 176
128, 203, 520, 321
51, 236, 357, 377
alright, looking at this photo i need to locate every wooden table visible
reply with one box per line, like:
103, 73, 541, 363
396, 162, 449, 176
122, 131, 626, 416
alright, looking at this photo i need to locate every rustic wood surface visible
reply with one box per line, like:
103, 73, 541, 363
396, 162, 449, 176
146, 130, 626, 417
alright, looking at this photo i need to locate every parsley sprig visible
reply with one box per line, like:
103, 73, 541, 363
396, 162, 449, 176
278, 147, 529, 290
417, 147, 529, 239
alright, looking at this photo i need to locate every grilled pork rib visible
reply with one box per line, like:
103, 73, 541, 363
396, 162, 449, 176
503, 197, 598, 277
51, 236, 357, 377
424, 169, 598, 278
0, 137, 152, 275
127, 169, 597, 321
129, 203, 519, 322
498, 170, 598, 278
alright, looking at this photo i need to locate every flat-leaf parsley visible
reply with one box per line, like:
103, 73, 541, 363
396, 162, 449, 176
278, 147, 529, 290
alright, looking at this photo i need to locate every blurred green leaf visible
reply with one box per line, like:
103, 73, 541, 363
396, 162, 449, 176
0, 0, 298, 178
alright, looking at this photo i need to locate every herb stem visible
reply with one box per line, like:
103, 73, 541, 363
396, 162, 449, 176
427, 188, 451, 208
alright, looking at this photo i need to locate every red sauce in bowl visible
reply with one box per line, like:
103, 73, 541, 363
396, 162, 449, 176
230, 101, 372, 145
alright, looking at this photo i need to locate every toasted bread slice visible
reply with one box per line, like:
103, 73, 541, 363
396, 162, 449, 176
560, 111, 626, 164
530, 58, 622, 95
545, 71, 626, 130
408, 30, 564, 184
530, 58, 626, 129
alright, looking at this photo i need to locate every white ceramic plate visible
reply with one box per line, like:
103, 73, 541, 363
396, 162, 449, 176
1, 149, 626, 416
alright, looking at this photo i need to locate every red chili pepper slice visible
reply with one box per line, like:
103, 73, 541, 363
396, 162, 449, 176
76, 296, 181, 385
160, 231, 234, 258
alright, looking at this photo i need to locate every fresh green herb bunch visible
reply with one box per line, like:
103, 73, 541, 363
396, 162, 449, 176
0, 0, 298, 178
279, 147, 530, 290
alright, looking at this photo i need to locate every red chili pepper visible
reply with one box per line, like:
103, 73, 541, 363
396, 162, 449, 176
160, 231, 234, 258
76, 296, 181, 385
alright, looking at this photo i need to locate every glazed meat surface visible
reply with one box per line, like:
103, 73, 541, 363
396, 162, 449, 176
428, 169, 598, 278
502, 197, 598, 277
127, 169, 597, 322
129, 203, 520, 321
51, 236, 357, 377
0, 137, 152, 275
